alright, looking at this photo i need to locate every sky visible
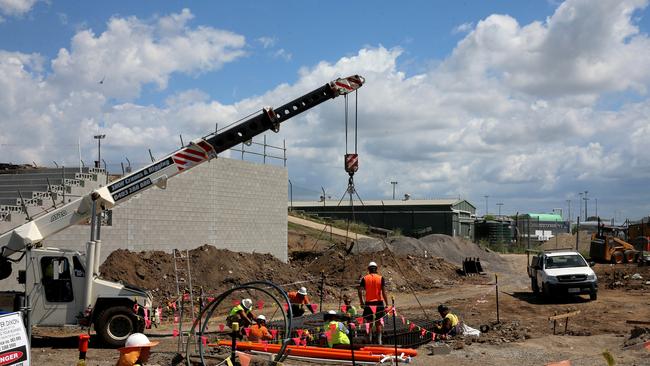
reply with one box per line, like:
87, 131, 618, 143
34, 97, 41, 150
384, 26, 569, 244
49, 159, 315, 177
0, 0, 649, 221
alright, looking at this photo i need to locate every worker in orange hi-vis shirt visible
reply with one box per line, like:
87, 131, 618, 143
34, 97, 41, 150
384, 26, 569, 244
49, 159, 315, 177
247, 315, 273, 342
287, 287, 316, 317
358, 261, 389, 345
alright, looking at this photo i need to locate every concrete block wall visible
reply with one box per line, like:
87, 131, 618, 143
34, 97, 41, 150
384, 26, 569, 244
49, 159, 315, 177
44, 158, 288, 263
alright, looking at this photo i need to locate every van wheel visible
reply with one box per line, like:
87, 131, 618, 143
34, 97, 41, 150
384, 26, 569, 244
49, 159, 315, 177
542, 283, 552, 298
95, 306, 137, 347
589, 292, 597, 301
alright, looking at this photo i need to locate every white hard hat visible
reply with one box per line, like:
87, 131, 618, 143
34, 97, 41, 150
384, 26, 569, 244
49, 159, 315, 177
256, 314, 267, 322
368, 261, 378, 268
298, 287, 308, 296
327, 310, 337, 315
120, 333, 159, 350
241, 298, 253, 310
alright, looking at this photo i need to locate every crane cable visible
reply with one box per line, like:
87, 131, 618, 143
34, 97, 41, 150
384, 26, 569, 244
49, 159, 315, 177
336, 90, 363, 310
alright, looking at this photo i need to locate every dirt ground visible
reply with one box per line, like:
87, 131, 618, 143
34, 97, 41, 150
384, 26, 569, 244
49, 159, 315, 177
31, 231, 650, 365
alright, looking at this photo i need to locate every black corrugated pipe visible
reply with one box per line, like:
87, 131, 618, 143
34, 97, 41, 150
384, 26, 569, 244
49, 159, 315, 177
185, 281, 293, 365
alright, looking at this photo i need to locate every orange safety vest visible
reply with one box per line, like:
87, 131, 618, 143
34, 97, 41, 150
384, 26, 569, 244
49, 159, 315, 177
362, 273, 384, 302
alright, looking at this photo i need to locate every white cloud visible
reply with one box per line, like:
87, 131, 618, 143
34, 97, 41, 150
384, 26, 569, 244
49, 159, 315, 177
0, 9, 247, 167
272, 48, 292, 61
257, 36, 276, 48
452, 22, 474, 34
50, 9, 247, 100
0, 0, 37, 16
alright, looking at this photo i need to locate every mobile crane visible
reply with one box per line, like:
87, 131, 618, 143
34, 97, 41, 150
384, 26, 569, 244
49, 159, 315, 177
0, 75, 365, 346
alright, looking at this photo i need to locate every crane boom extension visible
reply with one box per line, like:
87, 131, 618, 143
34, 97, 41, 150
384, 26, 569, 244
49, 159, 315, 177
0, 75, 364, 268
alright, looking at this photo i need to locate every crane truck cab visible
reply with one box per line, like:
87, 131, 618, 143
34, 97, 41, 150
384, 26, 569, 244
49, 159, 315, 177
2, 247, 153, 346
527, 250, 598, 301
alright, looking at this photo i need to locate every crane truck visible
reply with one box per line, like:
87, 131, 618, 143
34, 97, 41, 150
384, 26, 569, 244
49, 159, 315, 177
0, 75, 365, 346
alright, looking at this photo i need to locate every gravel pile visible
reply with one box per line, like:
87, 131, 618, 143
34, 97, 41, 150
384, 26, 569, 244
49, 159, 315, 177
353, 234, 508, 272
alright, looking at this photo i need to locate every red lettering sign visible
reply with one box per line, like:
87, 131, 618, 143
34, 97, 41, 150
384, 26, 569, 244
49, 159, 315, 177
0, 351, 22, 366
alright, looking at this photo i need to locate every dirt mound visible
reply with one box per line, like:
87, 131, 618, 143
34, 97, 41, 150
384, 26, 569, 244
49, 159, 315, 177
594, 264, 650, 291
100, 245, 310, 302
541, 231, 591, 252
295, 247, 461, 295
351, 234, 508, 273
101, 243, 463, 305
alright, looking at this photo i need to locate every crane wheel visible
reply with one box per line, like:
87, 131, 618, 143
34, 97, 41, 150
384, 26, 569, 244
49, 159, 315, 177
611, 251, 624, 264
623, 250, 637, 263
95, 305, 137, 347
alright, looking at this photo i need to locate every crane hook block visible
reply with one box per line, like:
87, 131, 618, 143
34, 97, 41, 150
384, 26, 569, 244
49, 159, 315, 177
344, 153, 359, 174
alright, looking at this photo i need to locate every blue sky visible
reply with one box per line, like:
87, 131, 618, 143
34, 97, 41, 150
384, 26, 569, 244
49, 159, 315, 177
1, 1, 563, 103
1, 0, 650, 221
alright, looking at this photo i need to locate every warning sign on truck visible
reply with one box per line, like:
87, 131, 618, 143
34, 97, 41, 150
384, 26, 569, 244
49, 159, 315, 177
0, 312, 29, 365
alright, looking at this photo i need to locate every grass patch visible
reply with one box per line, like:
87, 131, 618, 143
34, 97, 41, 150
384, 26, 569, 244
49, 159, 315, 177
289, 211, 371, 236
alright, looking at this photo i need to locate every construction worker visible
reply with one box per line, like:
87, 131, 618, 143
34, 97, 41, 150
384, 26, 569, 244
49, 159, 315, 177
433, 304, 461, 338
342, 293, 358, 317
115, 333, 159, 366
323, 310, 350, 348
247, 315, 273, 342
287, 286, 315, 317
358, 261, 388, 345
226, 298, 256, 333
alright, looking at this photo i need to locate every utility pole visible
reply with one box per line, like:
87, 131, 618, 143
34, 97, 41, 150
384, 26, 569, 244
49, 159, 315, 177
566, 199, 572, 233
595, 198, 598, 219
484, 195, 489, 217
496, 203, 503, 218
390, 181, 398, 200
583, 190, 589, 220
93, 134, 106, 169
578, 193, 584, 222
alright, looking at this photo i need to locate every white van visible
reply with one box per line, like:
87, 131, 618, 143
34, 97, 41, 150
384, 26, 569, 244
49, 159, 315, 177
527, 251, 598, 301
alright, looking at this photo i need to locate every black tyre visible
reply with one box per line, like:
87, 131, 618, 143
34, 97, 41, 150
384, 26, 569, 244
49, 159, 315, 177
623, 250, 637, 263
95, 305, 137, 347
589, 291, 597, 301
611, 251, 624, 264
542, 283, 552, 298
531, 278, 540, 295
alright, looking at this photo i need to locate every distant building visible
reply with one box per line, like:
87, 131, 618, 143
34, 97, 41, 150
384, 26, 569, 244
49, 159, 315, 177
291, 199, 476, 239
515, 213, 569, 244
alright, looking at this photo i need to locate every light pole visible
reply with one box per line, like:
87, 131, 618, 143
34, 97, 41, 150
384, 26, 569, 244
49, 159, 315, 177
390, 181, 398, 200
595, 198, 598, 219
583, 190, 589, 220
93, 134, 106, 169
496, 203, 503, 218
484, 195, 489, 217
